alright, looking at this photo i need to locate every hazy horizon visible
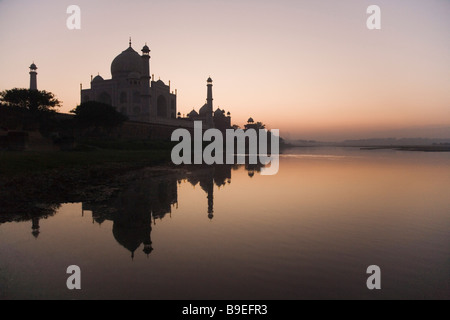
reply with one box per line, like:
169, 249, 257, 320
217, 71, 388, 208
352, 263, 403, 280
1, 0, 449, 140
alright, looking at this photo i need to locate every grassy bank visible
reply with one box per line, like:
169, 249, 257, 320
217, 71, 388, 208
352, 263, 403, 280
0, 139, 175, 177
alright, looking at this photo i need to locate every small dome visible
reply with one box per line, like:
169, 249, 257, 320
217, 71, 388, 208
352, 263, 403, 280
92, 75, 104, 82
227, 112, 231, 116
30, 63, 37, 70
248, 117, 254, 123
111, 46, 143, 79
188, 109, 199, 118
156, 79, 165, 85
207, 77, 213, 83
142, 44, 150, 53
214, 108, 224, 117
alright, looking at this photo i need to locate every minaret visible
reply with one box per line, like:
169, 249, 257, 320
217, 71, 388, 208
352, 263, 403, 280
141, 43, 151, 120
141, 43, 151, 88
29, 62, 38, 90
206, 77, 214, 128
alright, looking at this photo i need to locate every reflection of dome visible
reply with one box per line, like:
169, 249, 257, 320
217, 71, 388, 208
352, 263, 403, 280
113, 223, 145, 259
111, 46, 143, 79
92, 75, 104, 82
93, 215, 106, 224
143, 243, 153, 256
199, 104, 209, 116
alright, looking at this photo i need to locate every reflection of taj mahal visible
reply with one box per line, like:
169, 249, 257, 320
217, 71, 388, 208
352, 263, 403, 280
81, 166, 235, 259
0, 164, 264, 259
80, 39, 231, 130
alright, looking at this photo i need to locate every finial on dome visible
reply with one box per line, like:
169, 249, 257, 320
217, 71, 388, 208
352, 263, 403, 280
129, 37, 132, 47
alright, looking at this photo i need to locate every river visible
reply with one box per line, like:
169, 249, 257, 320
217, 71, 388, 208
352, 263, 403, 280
0, 147, 449, 299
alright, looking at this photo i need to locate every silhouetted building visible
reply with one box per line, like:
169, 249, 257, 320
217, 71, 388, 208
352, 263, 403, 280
81, 39, 177, 122
182, 78, 231, 130
81, 41, 232, 130
244, 117, 256, 130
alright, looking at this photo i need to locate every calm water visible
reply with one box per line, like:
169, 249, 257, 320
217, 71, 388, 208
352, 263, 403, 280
0, 147, 449, 299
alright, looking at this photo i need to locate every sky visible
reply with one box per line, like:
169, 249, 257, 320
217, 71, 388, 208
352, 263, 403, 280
0, 0, 449, 141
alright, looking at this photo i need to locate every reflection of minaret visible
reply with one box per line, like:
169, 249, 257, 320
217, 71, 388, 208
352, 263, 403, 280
29, 62, 38, 90
31, 217, 40, 238
199, 170, 215, 220
207, 184, 214, 220
142, 223, 153, 257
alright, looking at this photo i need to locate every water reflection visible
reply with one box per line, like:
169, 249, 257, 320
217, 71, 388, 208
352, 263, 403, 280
0, 203, 61, 239
81, 164, 256, 258
2, 164, 261, 259
1, 148, 449, 299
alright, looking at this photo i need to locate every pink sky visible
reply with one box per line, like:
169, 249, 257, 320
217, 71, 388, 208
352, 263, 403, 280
0, 0, 449, 140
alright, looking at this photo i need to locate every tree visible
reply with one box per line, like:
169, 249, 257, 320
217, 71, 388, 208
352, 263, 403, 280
255, 122, 266, 130
0, 88, 61, 114
71, 101, 128, 129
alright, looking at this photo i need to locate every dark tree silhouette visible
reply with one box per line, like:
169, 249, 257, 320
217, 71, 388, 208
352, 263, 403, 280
255, 122, 266, 130
0, 88, 61, 114
71, 101, 128, 129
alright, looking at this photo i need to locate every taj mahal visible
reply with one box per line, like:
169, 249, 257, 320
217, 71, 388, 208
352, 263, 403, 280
80, 39, 231, 130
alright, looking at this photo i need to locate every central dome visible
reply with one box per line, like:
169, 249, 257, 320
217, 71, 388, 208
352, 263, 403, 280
111, 46, 143, 79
